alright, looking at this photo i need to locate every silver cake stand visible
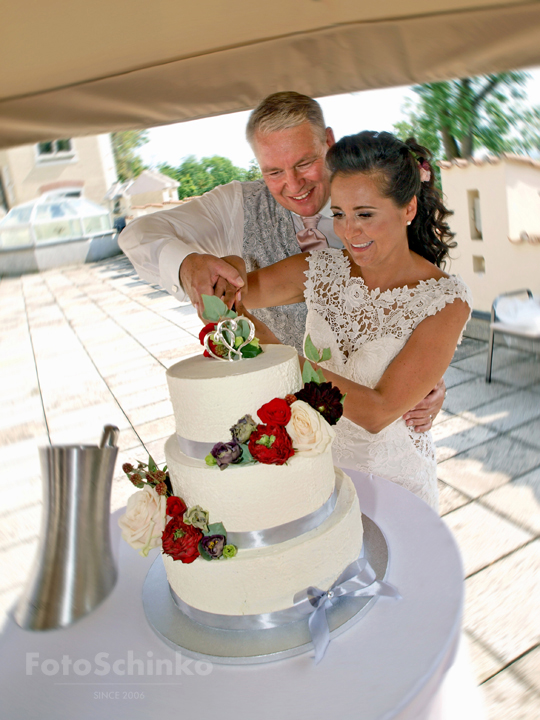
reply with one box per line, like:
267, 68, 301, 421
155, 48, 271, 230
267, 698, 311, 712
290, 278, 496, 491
142, 514, 388, 665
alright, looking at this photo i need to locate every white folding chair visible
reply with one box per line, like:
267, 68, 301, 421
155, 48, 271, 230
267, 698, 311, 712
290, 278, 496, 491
486, 289, 540, 382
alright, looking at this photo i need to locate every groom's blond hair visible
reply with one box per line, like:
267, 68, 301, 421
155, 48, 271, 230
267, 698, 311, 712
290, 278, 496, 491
246, 91, 327, 146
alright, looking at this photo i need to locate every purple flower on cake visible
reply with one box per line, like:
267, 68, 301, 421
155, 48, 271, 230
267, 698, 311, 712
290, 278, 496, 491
230, 414, 258, 444
200, 534, 226, 559
209, 440, 242, 470
118, 485, 167, 557
295, 381, 344, 426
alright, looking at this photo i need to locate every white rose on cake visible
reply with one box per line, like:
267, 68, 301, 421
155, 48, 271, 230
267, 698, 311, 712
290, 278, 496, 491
118, 485, 167, 557
285, 400, 336, 456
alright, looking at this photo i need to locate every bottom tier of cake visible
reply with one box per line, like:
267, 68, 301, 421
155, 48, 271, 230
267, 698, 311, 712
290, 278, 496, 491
163, 469, 363, 617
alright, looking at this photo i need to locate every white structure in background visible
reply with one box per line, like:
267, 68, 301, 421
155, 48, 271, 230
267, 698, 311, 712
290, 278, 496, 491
0, 189, 117, 275
0, 135, 117, 213
104, 169, 181, 220
440, 155, 540, 312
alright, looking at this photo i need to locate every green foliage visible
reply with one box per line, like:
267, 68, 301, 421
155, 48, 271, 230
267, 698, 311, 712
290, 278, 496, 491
302, 361, 326, 385
159, 155, 261, 199
201, 294, 236, 322
302, 335, 331, 384
393, 72, 540, 161
111, 130, 149, 182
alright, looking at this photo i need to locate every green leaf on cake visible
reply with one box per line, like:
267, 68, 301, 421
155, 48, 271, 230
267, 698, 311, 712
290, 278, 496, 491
240, 343, 263, 359
147, 454, 158, 473
206, 521, 227, 537
320, 348, 332, 363
302, 360, 321, 385
239, 443, 255, 464
197, 540, 213, 561
236, 318, 251, 340
304, 335, 320, 363
201, 295, 237, 322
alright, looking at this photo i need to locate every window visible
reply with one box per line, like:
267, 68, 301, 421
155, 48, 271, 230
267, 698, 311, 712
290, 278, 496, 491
36, 139, 75, 163
467, 190, 482, 240
472, 255, 485, 274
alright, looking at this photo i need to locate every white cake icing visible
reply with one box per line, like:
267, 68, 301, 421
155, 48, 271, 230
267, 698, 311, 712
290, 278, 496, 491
163, 343, 363, 619
165, 435, 336, 531
166, 344, 302, 442
164, 470, 363, 615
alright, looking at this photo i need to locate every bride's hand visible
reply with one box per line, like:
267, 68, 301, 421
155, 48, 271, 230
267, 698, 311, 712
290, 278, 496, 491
234, 295, 282, 346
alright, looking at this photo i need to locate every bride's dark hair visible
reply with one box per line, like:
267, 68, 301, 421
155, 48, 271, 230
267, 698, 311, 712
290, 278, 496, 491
325, 131, 455, 268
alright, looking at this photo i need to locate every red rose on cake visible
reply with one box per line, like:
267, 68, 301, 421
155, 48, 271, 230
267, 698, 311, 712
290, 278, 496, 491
248, 423, 294, 465
257, 397, 292, 426
166, 496, 187, 519
162, 517, 202, 563
199, 323, 226, 358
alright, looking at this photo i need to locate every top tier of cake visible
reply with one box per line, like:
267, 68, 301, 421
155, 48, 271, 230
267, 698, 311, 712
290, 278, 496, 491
166, 344, 302, 442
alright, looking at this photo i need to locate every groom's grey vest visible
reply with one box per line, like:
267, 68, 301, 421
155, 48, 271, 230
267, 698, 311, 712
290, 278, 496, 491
242, 180, 307, 355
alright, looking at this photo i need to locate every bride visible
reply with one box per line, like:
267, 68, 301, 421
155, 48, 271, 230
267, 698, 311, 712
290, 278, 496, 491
232, 131, 472, 510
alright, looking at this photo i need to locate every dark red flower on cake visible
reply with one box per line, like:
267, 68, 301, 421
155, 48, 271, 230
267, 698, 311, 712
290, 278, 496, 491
162, 517, 202, 563
295, 381, 344, 426
248, 424, 294, 465
166, 496, 187, 518
257, 397, 292, 426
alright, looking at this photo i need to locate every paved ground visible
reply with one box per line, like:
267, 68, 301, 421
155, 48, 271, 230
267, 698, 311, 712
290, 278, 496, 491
0, 255, 539, 719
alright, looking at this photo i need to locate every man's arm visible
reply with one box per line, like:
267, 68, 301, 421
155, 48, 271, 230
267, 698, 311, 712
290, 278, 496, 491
118, 181, 245, 303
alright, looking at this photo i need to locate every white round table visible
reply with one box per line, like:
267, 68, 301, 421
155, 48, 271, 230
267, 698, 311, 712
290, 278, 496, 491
0, 471, 464, 720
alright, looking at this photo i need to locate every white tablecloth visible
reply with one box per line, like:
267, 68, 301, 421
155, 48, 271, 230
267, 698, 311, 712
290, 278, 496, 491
0, 471, 467, 720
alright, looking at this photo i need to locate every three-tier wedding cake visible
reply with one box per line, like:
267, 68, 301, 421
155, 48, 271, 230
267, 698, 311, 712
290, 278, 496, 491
163, 344, 363, 618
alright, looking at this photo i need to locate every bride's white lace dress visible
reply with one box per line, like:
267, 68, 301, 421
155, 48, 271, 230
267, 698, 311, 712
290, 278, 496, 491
304, 250, 472, 510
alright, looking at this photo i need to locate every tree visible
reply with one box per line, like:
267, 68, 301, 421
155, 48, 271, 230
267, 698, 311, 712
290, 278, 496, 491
159, 155, 261, 199
393, 72, 540, 161
111, 130, 149, 182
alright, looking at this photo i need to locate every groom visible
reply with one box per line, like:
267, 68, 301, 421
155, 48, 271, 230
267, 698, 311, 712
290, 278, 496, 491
119, 91, 444, 430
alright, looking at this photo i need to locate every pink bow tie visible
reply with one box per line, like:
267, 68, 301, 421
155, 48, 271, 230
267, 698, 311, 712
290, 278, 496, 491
296, 214, 328, 252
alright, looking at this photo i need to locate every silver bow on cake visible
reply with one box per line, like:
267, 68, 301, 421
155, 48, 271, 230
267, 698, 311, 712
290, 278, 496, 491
294, 558, 400, 664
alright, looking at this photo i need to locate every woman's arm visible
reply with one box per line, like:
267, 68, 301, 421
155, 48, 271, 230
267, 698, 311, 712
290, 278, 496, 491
302, 299, 470, 434
222, 253, 309, 309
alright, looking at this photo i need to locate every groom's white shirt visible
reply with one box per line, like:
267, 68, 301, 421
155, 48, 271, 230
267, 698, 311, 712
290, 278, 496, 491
118, 180, 343, 303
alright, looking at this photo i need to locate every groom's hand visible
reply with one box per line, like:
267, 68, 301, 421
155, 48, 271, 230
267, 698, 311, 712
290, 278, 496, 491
403, 379, 446, 433
180, 253, 246, 316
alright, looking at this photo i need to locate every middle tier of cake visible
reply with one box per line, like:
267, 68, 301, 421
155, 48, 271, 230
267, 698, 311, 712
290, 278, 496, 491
164, 434, 336, 532
163, 468, 363, 617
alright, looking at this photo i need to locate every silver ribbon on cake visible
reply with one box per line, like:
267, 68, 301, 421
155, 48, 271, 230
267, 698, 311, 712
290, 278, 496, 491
169, 556, 400, 664
204, 316, 255, 361
226, 485, 337, 549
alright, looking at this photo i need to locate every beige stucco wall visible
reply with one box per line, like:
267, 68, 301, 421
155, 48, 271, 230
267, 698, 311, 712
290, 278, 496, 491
441, 159, 540, 312
3, 134, 117, 207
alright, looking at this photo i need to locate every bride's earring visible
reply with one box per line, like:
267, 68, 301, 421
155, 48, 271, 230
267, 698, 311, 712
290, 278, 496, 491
406, 221, 411, 226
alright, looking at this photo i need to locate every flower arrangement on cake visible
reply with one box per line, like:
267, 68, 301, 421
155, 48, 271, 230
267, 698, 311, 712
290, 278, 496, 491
119, 294, 345, 566
119, 456, 237, 563
199, 295, 345, 471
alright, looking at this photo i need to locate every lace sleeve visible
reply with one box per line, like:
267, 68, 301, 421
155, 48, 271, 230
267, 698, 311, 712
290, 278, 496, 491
421, 275, 473, 345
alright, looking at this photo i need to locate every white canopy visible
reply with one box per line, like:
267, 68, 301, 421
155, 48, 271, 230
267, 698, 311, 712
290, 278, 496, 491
1, 0, 540, 149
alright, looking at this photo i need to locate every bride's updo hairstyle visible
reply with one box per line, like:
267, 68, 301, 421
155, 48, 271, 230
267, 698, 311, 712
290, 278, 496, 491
326, 131, 455, 267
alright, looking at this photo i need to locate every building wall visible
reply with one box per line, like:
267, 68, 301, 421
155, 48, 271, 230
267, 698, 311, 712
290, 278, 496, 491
1, 134, 117, 207
441, 160, 540, 312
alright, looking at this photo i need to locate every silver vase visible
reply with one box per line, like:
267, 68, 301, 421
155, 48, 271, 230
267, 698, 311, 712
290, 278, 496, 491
15, 426, 119, 631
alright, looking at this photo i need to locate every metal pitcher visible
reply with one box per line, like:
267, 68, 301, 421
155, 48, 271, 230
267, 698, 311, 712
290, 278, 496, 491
15, 425, 119, 631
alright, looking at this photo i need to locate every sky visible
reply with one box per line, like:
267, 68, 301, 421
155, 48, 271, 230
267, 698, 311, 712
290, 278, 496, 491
139, 67, 540, 171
